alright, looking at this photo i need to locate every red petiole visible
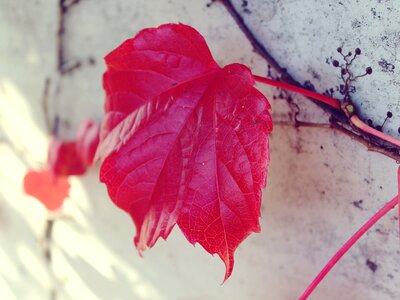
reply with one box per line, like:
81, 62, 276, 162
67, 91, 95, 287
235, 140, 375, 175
254, 75, 400, 149
253, 75, 341, 109
298, 196, 398, 300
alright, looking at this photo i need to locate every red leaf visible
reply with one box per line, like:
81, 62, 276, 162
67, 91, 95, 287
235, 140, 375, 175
97, 23, 272, 280
23, 169, 70, 211
49, 119, 100, 176
48, 139, 86, 176
76, 119, 100, 166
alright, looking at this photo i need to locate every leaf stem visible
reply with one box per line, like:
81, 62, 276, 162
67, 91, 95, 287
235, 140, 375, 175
299, 196, 398, 300
253, 75, 341, 109
350, 115, 400, 148
254, 75, 400, 150
398, 167, 400, 236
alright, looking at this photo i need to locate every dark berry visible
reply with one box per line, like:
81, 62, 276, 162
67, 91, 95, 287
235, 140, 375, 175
341, 68, 347, 75
366, 67, 373, 74
337, 47, 342, 53
367, 119, 373, 126
376, 125, 382, 131
387, 111, 393, 118
355, 48, 361, 55
332, 60, 340, 67
348, 51, 352, 56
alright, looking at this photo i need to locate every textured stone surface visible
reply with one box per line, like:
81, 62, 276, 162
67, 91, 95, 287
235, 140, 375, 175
231, 0, 400, 136
0, 1, 398, 299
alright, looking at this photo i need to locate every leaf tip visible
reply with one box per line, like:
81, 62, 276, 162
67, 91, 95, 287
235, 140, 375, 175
219, 250, 235, 283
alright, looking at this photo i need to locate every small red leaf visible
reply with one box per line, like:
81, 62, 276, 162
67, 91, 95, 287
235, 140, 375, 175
48, 139, 86, 176
23, 169, 70, 211
76, 119, 100, 166
98, 23, 272, 279
49, 119, 99, 176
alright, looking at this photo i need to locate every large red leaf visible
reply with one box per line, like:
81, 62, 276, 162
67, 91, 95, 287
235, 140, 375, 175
23, 169, 70, 211
97, 23, 272, 279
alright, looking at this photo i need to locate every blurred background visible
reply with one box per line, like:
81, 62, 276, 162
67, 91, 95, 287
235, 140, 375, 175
0, 1, 399, 299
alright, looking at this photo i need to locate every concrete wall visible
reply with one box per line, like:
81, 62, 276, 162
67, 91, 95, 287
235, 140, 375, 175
0, 1, 398, 299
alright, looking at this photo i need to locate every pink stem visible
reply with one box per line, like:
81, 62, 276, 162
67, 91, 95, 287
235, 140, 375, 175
398, 167, 400, 235
350, 115, 400, 148
299, 196, 398, 300
254, 75, 400, 150
253, 75, 341, 109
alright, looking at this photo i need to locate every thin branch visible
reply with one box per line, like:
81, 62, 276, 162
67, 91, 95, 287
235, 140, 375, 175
350, 115, 400, 148
274, 120, 332, 129
60, 61, 82, 75
41, 217, 60, 300
275, 120, 400, 161
57, 0, 66, 73
63, 0, 81, 9
41, 78, 51, 134
219, 0, 287, 78
330, 122, 400, 160
42, 218, 55, 263
57, 0, 82, 74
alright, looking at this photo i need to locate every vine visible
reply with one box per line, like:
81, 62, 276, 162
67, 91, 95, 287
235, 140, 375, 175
220, 0, 400, 160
